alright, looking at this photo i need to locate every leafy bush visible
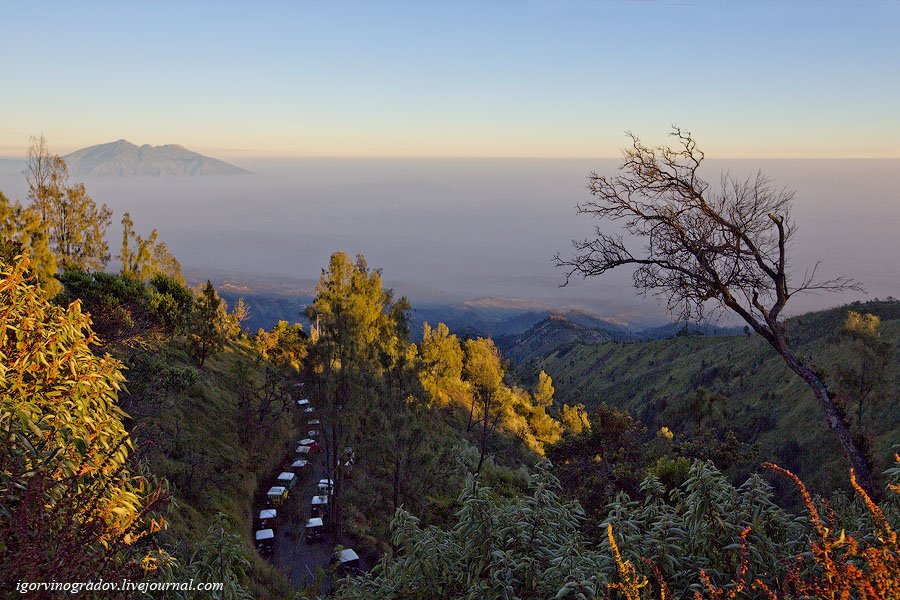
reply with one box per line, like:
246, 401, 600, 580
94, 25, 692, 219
0, 255, 167, 584
335, 457, 900, 599
55, 268, 194, 347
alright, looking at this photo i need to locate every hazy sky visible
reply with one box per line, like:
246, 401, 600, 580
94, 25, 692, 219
2, 1, 898, 158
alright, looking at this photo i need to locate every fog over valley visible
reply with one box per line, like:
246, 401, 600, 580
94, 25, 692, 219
1, 157, 897, 327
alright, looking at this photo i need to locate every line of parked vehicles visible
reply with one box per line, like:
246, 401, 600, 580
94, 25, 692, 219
253, 394, 361, 576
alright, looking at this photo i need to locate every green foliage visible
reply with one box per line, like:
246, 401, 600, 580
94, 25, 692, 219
49, 182, 113, 270
523, 300, 900, 494
548, 403, 651, 529
119, 211, 184, 283
124, 338, 297, 597
161, 513, 253, 599
307, 251, 433, 542
334, 464, 606, 600
55, 268, 194, 348
535, 370, 555, 408
559, 403, 591, 436
305, 254, 547, 556
0, 191, 60, 296
0, 254, 165, 582
52, 267, 294, 595
190, 280, 245, 367
604, 461, 807, 595
26, 135, 112, 271
337, 456, 900, 599
255, 320, 307, 369
458, 337, 562, 460
464, 337, 505, 396
148, 273, 195, 330
832, 311, 892, 445
419, 322, 465, 406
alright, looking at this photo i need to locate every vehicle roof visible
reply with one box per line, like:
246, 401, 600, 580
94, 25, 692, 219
255, 529, 274, 540
337, 548, 360, 563
267, 486, 286, 494
259, 509, 277, 519
306, 517, 324, 528
312, 495, 328, 505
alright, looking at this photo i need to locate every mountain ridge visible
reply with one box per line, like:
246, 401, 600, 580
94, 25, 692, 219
62, 139, 250, 176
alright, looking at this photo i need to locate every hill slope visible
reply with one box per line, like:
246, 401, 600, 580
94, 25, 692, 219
516, 300, 900, 492
63, 139, 249, 176
496, 314, 615, 364
122, 339, 297, 597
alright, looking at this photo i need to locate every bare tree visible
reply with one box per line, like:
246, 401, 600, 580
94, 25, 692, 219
25, 135, 69, 223
556, 127, 873, 495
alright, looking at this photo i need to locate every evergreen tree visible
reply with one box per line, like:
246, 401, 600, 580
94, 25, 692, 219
189, 280, 227, 367
559, 403, 591, 436
833, 311, 892, 447
534, 370, 555, 408
120, 211, 184, 283
307, 252, 401, 538
304, 251, 447, 541
418, 321, 465, 406
25, 135, 112, 271
463, 337, 505, 477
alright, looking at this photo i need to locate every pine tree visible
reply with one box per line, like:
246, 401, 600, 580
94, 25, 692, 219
306, 251, 407, 539
25, 135, 112, 271
462, 337, 505, 477
189, 280, 227, 367
534, 370, 555, 408
119, 212, 184, 283
559, 402, 591, 435
418, 322, 465, 406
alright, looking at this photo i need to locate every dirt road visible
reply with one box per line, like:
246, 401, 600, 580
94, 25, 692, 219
272, 445, 335, 594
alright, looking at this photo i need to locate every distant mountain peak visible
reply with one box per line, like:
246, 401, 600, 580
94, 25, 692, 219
62, 140, 250, 177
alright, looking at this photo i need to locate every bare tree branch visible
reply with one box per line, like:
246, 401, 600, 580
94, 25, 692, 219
555, 127, 875, 495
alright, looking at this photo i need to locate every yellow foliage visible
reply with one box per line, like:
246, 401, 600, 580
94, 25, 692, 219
560, 402, 591, 435
0, 254, 162, 546
843, 310, 881, 337
608, 523, 650, 600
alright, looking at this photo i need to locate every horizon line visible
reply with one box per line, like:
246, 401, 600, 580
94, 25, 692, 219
2, 153, 900, 161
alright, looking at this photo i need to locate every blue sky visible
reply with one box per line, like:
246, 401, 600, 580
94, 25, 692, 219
2, 1, 898, 157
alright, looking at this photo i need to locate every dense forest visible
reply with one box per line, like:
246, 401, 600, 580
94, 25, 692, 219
2, 134, 898, 598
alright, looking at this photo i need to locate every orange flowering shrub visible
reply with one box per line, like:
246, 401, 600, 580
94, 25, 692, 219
695, 461, 899, 599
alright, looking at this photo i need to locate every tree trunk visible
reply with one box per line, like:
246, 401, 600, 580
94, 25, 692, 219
777, 342, 875, 497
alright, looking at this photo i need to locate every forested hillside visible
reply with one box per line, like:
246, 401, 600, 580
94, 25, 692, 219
497, 314, 614, 364
513, 300, 900, 493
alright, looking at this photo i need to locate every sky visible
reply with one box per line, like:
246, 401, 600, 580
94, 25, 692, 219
2, 1, 899, 158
